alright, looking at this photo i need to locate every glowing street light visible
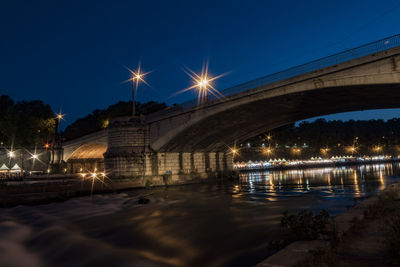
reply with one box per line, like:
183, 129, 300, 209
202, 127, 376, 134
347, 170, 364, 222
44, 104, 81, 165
8, 151, 15, 158
263, 146, 273, 156
125, 64, 151, 117
320, 147, 330, 156
55, 111, 66, 126
291, 148, 301, 155
227, 143, 240, 161
176, 60, 229, 106
53, 110, 66, 148
373, 145, 382, 153
346, 146, 357, 155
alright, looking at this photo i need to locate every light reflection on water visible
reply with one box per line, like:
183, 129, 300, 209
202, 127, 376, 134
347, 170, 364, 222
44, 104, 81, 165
1, 163, 399, 267
231, 163, 400, 220
239, 163, 397, 199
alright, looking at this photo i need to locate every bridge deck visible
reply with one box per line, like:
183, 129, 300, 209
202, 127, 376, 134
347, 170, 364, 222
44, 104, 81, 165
146, 34, 400, 122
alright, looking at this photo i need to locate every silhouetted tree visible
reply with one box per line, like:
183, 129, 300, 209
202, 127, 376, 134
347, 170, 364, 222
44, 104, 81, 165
0, 95, 55, 148
63, 101, 167, 140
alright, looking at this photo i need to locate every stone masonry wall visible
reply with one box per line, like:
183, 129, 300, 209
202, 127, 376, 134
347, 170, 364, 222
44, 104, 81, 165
104, 118, 235, 183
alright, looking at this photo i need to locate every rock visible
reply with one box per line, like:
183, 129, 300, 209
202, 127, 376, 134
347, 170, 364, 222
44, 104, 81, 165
138, 197, 150, 204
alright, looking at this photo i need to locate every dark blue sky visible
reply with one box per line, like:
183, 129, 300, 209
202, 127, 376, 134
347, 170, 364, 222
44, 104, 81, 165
1, 0, 400, 127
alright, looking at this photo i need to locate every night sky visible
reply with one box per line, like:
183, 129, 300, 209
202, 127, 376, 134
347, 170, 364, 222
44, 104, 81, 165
1, 0, 400, 128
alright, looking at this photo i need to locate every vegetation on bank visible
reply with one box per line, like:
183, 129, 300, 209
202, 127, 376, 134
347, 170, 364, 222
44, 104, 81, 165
268, 210, 333, 252
295, 186, 400, 266
0, 95, 55, 148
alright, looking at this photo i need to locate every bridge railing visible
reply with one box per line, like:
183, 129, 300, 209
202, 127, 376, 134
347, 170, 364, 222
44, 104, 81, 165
176, 34, 400, 110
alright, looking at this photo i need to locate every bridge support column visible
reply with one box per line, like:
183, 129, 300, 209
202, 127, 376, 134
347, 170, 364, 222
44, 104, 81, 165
104, 118, 235, 186
181, 153, 191, 174
217, 152, 225, 171
104, 118, 150, 180
208, 152, 217, 172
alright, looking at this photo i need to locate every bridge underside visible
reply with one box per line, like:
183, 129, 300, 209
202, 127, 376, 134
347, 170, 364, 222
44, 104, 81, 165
68, 143, 107, 160
66, 143, 106, 173
159, 84, 400, 152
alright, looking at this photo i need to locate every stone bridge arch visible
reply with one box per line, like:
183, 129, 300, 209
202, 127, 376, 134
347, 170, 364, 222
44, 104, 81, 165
61, 130, 108, 173
66, 143, 107, 173
148, 47, 400, 152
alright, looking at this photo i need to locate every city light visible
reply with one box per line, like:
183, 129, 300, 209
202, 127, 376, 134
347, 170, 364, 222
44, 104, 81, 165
373, 145, 382, 153
125, 64, 152, 116
32, 154, 38, 160
346, 146, 357, 154
176, 60, 229, 106
126, 65, 151, 88
291, 148, 301, 155
320, 147, 330, 155
227, 143, 240, 159
78, 170, 109, 194
263, 147, 273, 156
55, 112, 65, 122
8, 151, 15, 158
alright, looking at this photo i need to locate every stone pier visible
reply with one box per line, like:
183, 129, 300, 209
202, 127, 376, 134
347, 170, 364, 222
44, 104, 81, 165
104, 117, 233, 186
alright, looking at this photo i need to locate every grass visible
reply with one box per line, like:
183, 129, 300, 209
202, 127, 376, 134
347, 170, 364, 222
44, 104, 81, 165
268, 210, 332, 252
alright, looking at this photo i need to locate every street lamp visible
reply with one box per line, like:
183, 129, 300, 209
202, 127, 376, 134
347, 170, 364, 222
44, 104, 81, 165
8, 151, 15, 158
53, 111, 65, 145
179, 61, 228, 106
227, 143, 239, 162
126, 65, 151, 117
373, 145, 382, 154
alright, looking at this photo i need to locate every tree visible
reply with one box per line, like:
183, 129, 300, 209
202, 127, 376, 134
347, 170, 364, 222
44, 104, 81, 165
63, 100, 167, 140
0, 95, 55, 148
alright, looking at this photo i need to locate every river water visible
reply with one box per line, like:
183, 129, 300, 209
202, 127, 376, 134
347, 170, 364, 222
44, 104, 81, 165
1, 163, 399, 267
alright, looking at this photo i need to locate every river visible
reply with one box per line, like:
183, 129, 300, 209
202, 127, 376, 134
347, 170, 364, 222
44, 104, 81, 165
0, 163, 399, 267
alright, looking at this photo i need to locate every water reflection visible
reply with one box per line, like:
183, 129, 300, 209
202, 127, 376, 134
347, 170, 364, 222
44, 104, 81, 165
239, 163, 397, 190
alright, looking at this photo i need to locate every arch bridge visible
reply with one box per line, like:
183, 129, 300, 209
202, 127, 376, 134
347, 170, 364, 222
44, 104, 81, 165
62, 35, 400, 185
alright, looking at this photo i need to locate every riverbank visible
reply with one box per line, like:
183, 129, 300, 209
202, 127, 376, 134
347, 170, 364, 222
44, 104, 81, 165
257, 181, 400, 266
302, 182, 400, 266
0, 173, 238, 208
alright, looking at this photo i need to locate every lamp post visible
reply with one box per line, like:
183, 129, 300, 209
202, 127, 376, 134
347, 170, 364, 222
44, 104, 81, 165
126, 65, 150, 117
50, 111, 64, 165
131, 73, 139, 117
52, 112, 64, 148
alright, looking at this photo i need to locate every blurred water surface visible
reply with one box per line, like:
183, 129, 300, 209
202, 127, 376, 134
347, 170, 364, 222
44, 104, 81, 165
1, 163, 399, 267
